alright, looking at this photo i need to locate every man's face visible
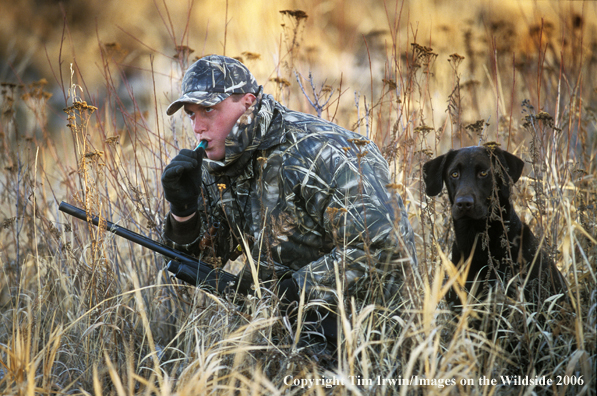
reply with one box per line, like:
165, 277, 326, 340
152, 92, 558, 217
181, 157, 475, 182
183, 94, 255, 161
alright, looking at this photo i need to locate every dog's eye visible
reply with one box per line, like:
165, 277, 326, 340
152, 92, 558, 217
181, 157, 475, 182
450, 170, 459, 179
479, 170, 489, 178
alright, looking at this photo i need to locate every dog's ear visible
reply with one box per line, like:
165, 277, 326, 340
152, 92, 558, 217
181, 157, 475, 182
500, 150, 525, 183
423, 152, 451, 196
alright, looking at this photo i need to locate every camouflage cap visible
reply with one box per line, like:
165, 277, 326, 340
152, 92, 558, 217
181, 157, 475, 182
166, 55, 259, 116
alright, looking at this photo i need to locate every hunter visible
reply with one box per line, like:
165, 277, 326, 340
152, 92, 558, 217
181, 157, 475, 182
161, 55, 417, 348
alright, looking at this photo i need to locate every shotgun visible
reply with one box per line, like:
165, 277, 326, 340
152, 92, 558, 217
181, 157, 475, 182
58, 201, 252, 295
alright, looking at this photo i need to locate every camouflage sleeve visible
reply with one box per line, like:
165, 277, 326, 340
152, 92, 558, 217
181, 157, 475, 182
286, 136, 417, 305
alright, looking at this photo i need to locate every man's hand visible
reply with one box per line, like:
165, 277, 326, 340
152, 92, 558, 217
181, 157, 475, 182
161, 149, 203, 217
277, 277, 301, 317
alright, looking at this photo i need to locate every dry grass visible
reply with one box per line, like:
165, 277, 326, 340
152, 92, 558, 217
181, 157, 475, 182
1, 0, 596, 395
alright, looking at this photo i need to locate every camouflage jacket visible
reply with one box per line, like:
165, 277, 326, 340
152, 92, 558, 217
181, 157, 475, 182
163, 92, 417, 304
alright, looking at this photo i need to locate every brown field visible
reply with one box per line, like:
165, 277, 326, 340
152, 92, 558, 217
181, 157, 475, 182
0, 0, 595, 395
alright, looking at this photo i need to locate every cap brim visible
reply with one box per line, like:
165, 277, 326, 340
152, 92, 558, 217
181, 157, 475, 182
166, 91, 231, 116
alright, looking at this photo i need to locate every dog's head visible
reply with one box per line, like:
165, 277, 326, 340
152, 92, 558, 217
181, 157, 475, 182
423, 146, 524, 220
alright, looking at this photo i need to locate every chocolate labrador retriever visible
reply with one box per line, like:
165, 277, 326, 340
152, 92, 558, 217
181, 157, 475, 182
423, 146, 567, 308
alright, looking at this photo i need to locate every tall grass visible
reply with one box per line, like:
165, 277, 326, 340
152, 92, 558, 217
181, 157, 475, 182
1, 1, 595, 395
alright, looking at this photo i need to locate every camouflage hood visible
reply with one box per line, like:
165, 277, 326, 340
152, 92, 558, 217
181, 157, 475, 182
203, 91, 284, 177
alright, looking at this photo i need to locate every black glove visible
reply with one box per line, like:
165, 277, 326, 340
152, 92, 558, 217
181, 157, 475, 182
278, 278, 338, 343
277, 277, 301, 317
161, 149, 203, 217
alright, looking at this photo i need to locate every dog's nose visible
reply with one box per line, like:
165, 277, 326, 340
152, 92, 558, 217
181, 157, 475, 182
455, 195, 474, 211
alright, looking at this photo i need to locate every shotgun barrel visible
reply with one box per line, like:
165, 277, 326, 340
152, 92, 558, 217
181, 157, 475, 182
58, 201, 251, 294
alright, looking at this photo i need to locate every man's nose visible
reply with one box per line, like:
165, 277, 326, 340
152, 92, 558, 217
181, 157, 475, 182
193, 119, 206, 135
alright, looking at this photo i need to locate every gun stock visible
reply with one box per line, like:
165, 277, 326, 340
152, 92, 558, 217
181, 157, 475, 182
58, 201, 251, 295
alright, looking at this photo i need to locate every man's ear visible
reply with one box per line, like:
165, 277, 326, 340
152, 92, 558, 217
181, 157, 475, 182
423, 152, 451, 196
242, 93, 257, 109
499, 149, 525, 183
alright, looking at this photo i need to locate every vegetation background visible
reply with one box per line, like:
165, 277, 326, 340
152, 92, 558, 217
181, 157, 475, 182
0, 0, 595, 394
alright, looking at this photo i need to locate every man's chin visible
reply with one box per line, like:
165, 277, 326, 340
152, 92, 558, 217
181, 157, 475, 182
206, 150, 225, 161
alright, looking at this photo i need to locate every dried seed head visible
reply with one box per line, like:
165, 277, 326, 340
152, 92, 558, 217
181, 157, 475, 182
383, 79, 397, 90
414, 125, 434, 134
484, 141, 501, 151
269, 77, 291, 87
241, 52, 261, 61
536, 111, 553, 121
64, 101, 98, 113
174, 45, 195, 59
465, 119, 488, 136
257, 157, 267, 168
105, 136, 120, 145
2, 217, 16, 229
279, 10, 308, 20
321, 85, 333, 94
386, 183, 403, 190
84, 150, 104, 159
348, 138, 370, 147
326, 207, 347, 218
449, 53, 465, 62
415, 149, 434, 158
